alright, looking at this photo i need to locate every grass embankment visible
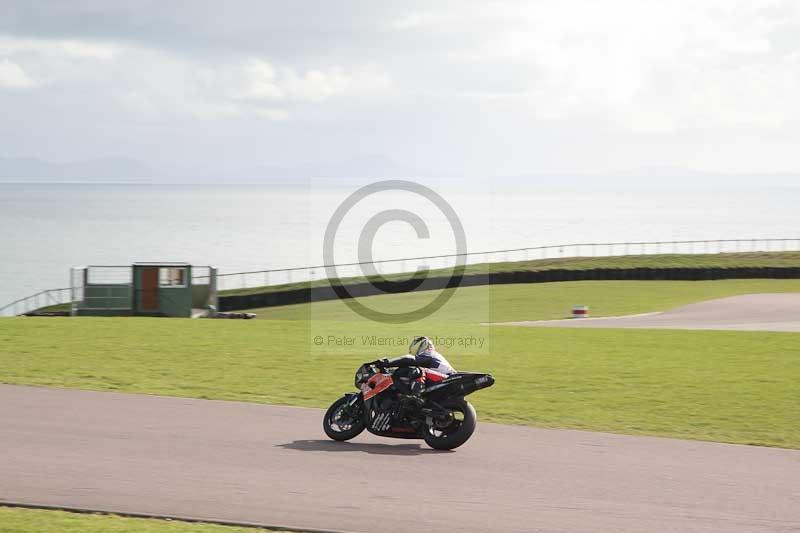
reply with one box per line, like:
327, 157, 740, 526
219, 251, 800, 297
32, 303, 70, 313
0, 507, 296, 533
2, 279, 799, 448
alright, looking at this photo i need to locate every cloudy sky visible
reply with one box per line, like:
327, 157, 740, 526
1, 0, 800, 178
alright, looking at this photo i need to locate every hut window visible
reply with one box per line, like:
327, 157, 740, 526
159, 267, 187, 288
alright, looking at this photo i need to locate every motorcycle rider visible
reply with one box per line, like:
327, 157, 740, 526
373, 336, 455, 398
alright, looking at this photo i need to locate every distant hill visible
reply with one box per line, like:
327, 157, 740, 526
2, 156, 798, 186
0, 156, 158, 182
509, 166, 800, 187
212, 154, 414, 182
0, 154, 410, 184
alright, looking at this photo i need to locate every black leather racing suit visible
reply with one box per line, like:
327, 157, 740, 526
378, 350, 455, 395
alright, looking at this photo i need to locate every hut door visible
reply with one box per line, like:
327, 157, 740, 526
140, 267, 159, 311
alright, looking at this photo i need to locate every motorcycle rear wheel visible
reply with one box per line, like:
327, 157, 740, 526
323, 395, 365, 441
423, 398, 476, 450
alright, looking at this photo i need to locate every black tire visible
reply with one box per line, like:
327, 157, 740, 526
323, 396, 365, 441
422, 398, 477, 450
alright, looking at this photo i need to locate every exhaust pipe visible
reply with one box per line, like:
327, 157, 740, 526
458, 374, 495, 396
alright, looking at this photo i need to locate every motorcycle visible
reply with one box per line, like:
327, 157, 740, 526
323, 361, 495, 450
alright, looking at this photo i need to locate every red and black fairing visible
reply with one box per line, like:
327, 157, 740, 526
359, 371, 420, 438
353, 364, 495, 440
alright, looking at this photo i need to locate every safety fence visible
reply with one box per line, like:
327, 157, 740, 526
0, 287, 72, 317
2, 237, 799, 316
210, 237, 800, 293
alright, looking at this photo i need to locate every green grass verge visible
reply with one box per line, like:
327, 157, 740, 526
0, 507, 295, 533
250, 278, 800, 323
30, 303, 70, 313
219, 251, 800, 297
1, 280, 799, 448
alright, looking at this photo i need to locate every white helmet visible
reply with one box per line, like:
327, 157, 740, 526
409, 336, 435, 356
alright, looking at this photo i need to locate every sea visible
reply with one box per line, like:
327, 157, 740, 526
1, 182, 799, 307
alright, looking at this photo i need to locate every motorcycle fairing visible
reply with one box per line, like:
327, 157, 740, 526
361, 372, 394, 401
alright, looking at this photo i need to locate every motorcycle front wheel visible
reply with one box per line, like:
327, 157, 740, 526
423, 398, 477, 450
323, 395, 365, 441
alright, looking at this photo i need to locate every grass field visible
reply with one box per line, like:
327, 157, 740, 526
2, 279, 799, 448
247, 278, 800, 322
0, 507, 294, 533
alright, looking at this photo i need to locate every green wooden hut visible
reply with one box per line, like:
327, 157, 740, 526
71, 262, 217, 317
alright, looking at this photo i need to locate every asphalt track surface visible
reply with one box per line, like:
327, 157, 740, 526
498, 293, 800, 332
2, 385, 799, 532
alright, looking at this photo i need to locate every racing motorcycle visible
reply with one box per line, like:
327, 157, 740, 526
323, 360, 495, 450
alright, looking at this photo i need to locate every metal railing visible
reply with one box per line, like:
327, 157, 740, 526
210, 237, 800, 292
3, 237, 800, 316
0, 287, 71, 317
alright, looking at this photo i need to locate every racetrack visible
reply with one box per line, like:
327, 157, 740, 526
496, 293, 800, 332
1, 385, 798, 532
